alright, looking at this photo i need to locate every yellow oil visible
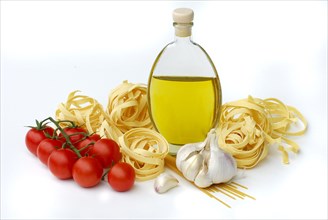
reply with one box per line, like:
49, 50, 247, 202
148, 76, 221, 145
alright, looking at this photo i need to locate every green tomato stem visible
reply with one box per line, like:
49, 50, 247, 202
101, 168, 110, 181
45, 117, 82, 158
78, 142, 95, 153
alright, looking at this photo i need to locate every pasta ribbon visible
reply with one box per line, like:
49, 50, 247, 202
217, 96, 307, 168
106, 80, 153, 133
98, 119, 123, 143
119, 128, 169, 181
56, 90, 107, 134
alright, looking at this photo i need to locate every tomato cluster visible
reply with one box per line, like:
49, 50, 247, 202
25, 117, 135, 192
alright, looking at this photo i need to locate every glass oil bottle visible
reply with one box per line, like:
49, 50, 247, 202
148, 8, 222, 154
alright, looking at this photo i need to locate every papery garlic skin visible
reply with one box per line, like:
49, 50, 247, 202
154, 173, 179, 194
176, 142, 205, 171
181, 154, 203, 181
176, 129, 238, 188
208, 133, 237, 183
194, 163, 212, 188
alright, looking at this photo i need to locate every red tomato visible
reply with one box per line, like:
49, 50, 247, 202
48, 149, 78, 179
72, 157, 103, 188
89, 133, 101, 142
108, 162, 135, 192
90, 138, 122, 168
25, 126, 55, 156
75, 138, 94, 156
37, 139, 64, 166
75, 134, 101, 156
58, 127, 88, 145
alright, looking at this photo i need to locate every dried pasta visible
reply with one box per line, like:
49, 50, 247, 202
119, 128, 169, 181
98, 119, 123, 143
217, 96, 307, 168
56, 90, 107, 134
106, 80, 153, 133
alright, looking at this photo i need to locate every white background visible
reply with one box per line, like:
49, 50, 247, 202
1, 1, 327, 219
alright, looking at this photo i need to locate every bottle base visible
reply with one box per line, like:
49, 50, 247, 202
168, 143, 183, 156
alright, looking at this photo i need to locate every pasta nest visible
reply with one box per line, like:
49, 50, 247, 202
106, 80, 153, 133
217, 96, 307, 169
56, 90, 107, 134
118, 128, 169, 181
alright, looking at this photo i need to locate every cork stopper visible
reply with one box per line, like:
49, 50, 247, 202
173, 8, 194, 24
172, 8, 194, 37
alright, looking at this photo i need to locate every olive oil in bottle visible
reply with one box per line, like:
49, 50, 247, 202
148, 8, 222, 154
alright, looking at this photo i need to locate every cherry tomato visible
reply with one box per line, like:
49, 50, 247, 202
72, 157, 103, 188
25, 126, 55, 156
37, 139, 64, 166
90, 138, 122, 168
89, 133, 101, 142
75, 134, 101, 156
75, 138, 94, 156
48, 149, 78, 179
108, 162, 135, 192
58, 127, 88, 145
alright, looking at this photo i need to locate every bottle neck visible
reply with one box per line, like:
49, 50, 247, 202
173, 22, 193, 38
174, 35, 193, 44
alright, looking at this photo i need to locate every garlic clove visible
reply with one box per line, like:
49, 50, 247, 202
176, 142, 205, 170
181, 154, 203, 181
215, 152, 237, 183
208, 134, 238, 184
207, 134, 223, 183
154, 173, 179, 194
194, 163, 212, 188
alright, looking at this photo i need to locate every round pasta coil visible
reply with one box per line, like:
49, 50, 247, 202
56, 90, 107, 134
107, 81, 153, 133
118, 128, 169, 181
217, 96, 307, 169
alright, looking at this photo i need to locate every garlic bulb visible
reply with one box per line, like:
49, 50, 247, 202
176, 129, 237, 188
154, 173, 179, 194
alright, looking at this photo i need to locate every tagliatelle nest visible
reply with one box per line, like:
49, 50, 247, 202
216, 96, 307, 169
106, 80, 153, 133
55, 90, 107, 134
118, 128, 169, 181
